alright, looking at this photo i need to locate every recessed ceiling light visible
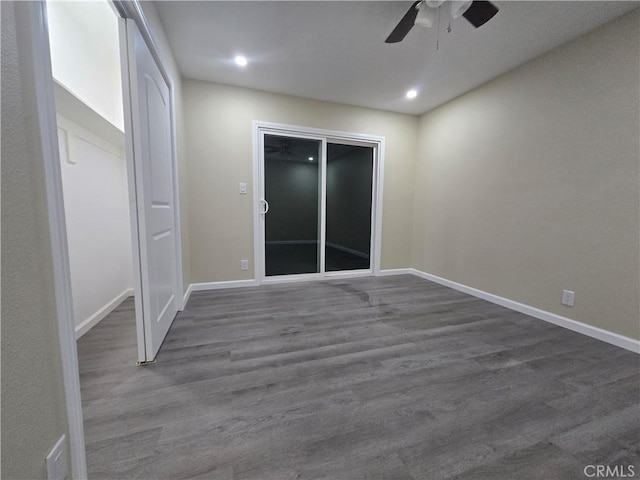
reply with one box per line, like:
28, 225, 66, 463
406, 89, 418, 99
308, 157, 314, 161
234, 55, 248, 67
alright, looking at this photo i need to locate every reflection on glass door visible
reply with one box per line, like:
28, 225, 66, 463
264, 134, 321, 276
326, 143, 373, 272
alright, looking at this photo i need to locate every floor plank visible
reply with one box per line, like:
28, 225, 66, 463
77, 275, 639, 479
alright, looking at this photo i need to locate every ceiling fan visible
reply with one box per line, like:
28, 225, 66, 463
265, 138, 294, 156
385, 0, 499, 43
264, 136, 317, 162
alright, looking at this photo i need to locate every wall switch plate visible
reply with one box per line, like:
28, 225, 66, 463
241, 259, 249, 271
239, 183, 247, 194
46, 435, 68, 480
561, 290, 575, 307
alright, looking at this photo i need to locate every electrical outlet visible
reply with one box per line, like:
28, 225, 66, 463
561, 290, 575, 307
241, 259, 249, 271
46, 435, 67, 480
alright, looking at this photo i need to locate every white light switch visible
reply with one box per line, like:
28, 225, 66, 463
239, 183, 247, 194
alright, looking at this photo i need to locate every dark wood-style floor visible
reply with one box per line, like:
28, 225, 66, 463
77, 275, 639, 479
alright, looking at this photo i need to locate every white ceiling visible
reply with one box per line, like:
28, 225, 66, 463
156, 1, 639, 115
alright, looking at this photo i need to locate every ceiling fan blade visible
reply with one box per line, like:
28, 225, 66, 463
385, 1, 421, 44
462, 0, 499, 28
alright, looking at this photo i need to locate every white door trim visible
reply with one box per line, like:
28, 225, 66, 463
319, 137, 328, 275
118, 17, 147, 363
252, 121, 385, 285
27, 2, 87, 477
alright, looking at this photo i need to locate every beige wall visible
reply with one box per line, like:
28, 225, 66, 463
1, 2, 70, 478
140, 1, 191, 291
184, 81, 418, 283
413, 10, 640, 340
1, 7, 636, 479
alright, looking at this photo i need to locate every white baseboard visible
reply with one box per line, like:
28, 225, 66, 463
377, 268, 413, 276
75, 288, 134, 339
409, 269, 640, 354
189, 279, 259, 294
183, 284, 193, 306
323, 270, 373, 279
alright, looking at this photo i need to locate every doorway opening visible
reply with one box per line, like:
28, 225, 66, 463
47, 0, 134, 342
46, 0, 183, 364
40, 0, 184, 476
254, 122, 384, 283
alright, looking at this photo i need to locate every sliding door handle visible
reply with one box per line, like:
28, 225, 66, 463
260, 199, 270, 215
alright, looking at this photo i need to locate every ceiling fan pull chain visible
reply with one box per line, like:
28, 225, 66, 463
436, 5, 441, 50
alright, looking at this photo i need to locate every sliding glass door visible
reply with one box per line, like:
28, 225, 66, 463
264, 134, 322, 276
325, 143, 374, 272
259, 128, 377, 279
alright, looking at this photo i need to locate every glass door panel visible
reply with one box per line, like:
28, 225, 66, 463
264, 134, 322, 276
325, 143, 374, 272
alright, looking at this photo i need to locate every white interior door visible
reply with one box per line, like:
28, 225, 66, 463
122, 19, 178, 363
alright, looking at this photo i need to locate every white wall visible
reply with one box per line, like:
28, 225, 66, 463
413, 10, 640, 340
46, 0, 124, 130
57, 115, 133, 335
